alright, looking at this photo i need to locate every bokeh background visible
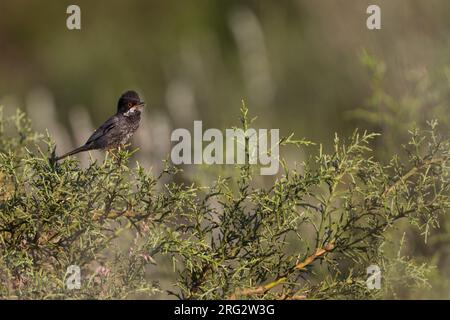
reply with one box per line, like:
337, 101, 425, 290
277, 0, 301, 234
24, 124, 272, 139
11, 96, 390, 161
1, 0, 450, 298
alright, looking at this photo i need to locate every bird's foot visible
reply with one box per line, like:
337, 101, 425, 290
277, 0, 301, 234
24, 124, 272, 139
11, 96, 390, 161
106, 148, 122, 165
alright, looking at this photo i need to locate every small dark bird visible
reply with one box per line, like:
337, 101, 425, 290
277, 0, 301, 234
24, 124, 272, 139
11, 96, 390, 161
55, 90, 145, 161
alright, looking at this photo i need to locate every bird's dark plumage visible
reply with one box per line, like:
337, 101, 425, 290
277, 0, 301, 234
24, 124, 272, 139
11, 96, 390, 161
55, 90, 145, 161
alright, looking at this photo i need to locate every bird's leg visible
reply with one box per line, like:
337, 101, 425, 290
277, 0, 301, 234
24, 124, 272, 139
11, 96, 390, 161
106, 148, 117, 162
105, 148, 115, 161
116, 146, 124, 165
107, 147, 123, 165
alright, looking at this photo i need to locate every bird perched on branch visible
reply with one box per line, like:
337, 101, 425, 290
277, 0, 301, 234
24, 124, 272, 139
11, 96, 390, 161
54, 90, 145, 161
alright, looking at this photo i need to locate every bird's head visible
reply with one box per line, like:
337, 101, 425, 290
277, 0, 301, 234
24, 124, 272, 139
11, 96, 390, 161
117, 90, 145, 115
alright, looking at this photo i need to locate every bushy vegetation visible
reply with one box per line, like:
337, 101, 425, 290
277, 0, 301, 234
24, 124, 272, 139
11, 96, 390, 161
0, 101, 448, 299
351, 52, 450, 298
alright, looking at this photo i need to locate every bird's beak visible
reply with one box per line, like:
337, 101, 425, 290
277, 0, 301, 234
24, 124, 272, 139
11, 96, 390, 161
135, 101, 145, 111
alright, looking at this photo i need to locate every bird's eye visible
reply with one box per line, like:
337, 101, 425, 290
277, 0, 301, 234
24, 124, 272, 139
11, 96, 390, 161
127, 102, 132, 108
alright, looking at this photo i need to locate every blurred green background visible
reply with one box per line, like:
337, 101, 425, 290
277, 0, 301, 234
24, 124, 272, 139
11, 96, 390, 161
1, 0, 449, 148
1, 0, 450, 298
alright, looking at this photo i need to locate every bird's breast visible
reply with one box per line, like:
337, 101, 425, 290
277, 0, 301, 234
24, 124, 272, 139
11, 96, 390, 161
119, 113, 141, 145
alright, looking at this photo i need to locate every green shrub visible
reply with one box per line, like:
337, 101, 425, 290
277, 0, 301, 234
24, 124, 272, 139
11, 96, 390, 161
350, 52, 450, 298
0, 104, 448, 299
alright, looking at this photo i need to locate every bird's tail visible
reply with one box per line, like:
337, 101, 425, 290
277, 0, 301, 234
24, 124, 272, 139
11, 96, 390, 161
55, 145, 93, 161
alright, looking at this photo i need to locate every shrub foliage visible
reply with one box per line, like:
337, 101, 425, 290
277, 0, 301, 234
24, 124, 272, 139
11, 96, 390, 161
0, 104, 448, 299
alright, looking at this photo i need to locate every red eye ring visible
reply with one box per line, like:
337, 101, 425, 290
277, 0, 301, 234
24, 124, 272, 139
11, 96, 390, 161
127, 102, 132, 108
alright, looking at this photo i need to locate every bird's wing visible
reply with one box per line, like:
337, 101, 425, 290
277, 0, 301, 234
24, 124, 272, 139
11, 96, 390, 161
85, 115, 119, 146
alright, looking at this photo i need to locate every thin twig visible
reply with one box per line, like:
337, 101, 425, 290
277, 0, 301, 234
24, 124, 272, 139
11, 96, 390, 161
227, 243, 334, 299
382, 157, 447, 197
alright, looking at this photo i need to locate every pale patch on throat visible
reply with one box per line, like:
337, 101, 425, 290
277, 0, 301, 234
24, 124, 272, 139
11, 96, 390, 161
124, 105, 143, 117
